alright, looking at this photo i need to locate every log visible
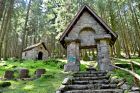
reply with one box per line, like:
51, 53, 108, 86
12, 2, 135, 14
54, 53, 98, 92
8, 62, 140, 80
111, 65, 140, 81
130, 62, 139, 86
112, 57, 140, 67
131, 61, 140, 67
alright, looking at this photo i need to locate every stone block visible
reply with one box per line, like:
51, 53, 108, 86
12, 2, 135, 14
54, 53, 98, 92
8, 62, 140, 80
62, 77, 72, 85
99, 62, 111, 71
19, 68, 30, 79
4, 70, 14, 79
131, 86, 140, 91
64, 63, 80, 72
95, 34, 111, 41
56, 91, 61, 93
0, 81, 11, 87
35, 68, 46, 78
120, 83, 130, 90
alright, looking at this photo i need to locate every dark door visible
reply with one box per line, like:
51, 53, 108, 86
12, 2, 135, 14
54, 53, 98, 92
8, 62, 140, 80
38, 52, 43, 60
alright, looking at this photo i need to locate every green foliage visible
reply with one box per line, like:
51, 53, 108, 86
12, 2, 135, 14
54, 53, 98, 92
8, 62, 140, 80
1, 58, 140, 92
0, 81, 11, 88
130, 58, 140, 63
83, 52, 89, 61
115, 63, 131, 68
113, 58, 140, 69
92, 53, 97, 61
135, 68, 140, 75
44, 59, 66, 69
80, 64, 87, 71
112, 69, 133, 85
112, 58, 140, 85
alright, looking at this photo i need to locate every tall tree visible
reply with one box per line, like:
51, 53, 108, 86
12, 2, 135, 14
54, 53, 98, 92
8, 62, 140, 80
20, 0, 32, 59
0, 0, 15, 59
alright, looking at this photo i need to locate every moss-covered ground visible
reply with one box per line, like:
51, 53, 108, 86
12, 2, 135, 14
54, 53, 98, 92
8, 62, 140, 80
111, 57, 140, 85
0, 59, 69, 93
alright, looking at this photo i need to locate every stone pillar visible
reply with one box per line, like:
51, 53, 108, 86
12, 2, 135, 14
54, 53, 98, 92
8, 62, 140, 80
95, 34, 112, 71
35, 68, 46, 78
64, 38, 80, 72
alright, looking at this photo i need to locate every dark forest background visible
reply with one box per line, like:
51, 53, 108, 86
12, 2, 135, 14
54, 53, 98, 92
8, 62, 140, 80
0, 0, 140, 60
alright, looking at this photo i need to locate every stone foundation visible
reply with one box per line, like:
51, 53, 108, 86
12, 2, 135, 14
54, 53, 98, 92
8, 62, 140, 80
65, 41, 80, 72
96, 39, 111, 71
64, 63, 80, 72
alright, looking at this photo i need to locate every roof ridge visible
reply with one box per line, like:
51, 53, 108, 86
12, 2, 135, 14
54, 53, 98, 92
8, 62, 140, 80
59, 5, 117, 48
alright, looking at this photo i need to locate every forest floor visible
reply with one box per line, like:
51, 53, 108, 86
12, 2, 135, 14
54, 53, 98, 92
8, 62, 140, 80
0, 59, 69, 93
0, 58, 140, 93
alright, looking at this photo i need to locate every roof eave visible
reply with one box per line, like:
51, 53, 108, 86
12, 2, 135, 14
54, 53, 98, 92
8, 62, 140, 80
59, 5, 118, 47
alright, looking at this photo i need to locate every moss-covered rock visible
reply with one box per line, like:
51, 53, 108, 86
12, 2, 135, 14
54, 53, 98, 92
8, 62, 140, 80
0, 82, 11, 87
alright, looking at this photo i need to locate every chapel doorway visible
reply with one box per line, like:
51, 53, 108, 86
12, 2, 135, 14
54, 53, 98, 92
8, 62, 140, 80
38, 52, 43, 60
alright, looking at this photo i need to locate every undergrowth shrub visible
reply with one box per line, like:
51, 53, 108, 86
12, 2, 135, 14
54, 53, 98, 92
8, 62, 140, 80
0, 81, 11, 87
80, 64, 86, 71
44, 59, 66, 69
42, 74, 55, 78
83, 52, 89, 61
112, 69, 133, 85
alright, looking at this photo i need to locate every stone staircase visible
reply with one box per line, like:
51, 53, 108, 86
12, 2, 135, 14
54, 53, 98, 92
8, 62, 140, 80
56, 68, 124, 93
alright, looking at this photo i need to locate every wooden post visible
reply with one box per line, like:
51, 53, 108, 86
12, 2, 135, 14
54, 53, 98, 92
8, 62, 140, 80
130, 62, 140, 87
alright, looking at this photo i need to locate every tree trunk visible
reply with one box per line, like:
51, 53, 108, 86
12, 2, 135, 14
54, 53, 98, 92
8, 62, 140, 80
20, 0, 32, 59
0, 0, 5, 20
128, 0, 140, 57
0, 0, 14, 59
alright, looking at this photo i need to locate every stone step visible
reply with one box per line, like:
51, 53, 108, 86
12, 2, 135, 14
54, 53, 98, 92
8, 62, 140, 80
74, 71, 107, 75
63, 84, 117, 90
72, 79, 110, 84
56, 70, 124, 93
73, 73, 107, 77
64, 89, 124, 93
86, 68, 97, 71
73, 76, 109, 81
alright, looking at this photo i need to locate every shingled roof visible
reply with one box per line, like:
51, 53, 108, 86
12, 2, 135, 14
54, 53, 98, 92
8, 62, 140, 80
23, 42, 49, 52
59, 5, 118, 48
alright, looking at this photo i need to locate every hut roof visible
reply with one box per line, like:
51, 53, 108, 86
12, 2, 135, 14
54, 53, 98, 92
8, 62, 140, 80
59, 5, 118, 48
23, 42, 49, 52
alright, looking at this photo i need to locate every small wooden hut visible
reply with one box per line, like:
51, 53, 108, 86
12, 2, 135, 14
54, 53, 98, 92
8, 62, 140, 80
22, 42, 50, 60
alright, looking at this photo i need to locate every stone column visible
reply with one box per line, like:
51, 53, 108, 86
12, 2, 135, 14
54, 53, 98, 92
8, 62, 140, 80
64, 38, 80, 72
95, 34, 112, 71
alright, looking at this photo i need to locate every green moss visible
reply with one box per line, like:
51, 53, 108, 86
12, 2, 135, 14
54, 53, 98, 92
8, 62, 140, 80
0, 59, 67, 93
1, 57, 140, 92
112, 69, 133, 85
0, 81, 11, 88
111, 58, 140, 85
80, 64, 87, 71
